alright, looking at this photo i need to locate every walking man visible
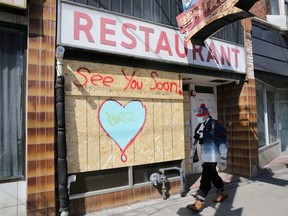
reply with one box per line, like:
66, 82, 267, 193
187, 103, 228, 212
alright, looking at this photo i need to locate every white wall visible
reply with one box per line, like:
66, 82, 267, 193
0, 181, 27, 216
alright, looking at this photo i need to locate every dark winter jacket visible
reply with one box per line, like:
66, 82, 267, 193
192, 117, 227, 162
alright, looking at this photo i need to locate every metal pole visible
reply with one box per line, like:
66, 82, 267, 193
55, 46, 69, 216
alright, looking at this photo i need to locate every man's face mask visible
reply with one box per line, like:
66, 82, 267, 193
197, 116, 205, 123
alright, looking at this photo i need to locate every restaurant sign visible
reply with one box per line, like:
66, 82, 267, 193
58, 1, 246, 73
176, 0, 256, 43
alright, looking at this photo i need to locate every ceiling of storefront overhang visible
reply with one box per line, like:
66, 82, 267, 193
182, 73, 239, 86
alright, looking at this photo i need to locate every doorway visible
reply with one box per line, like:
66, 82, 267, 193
190, 87, 217, 173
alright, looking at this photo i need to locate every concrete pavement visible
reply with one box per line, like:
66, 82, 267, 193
86, 154, 288, 216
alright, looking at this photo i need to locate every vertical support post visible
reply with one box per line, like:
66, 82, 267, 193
55, 46, 69, 215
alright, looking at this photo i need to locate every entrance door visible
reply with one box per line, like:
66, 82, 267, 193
190, 92, 217, 173
279, 102, 288, 152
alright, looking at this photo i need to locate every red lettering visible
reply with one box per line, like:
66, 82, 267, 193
150, 71, 159, 91
121, 23, 137, 49
90, 74, 103, 86
100, 18, 116, 46
175, 34, 188, 58
102, 76, 114, 87
178, 74, 183, 95
155, 31, 172, 55
74, 67, 89, 86
162, 82, 170, 91
74, 67, 114, 87
74, 12, 94, 42
231, 48, 240, 67
192, 45, 204, 61
121, 70, 143, 90
220, 45, 231, 66
139, 26, 154, 52
90, 74, 114, 87
150, 71, 182, 95
206, 42, 219, 64
169, 82, 178, 92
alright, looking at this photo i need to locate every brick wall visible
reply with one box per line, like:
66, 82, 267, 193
250, 0, 267, 19
27, 0, 57, 215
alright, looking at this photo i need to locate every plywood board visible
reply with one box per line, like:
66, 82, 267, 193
65, 61, 185, 173
64, 60, 183, 100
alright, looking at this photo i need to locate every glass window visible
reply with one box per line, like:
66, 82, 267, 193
69, 160, 182, 194
266, 0, 280, 15
100, 0, 110, 10
153, 0, 161, 22
87, 0, 99, 7
143, 0, 153, 21
0, 26, 25, 180
256, 80, 278, 147
195, 86, 214, 94
133, 0, 142, 18
266, 86, 277, 143
70, 167, 129, 194
161, 0, 170, 25
133, 160, 181, 184
122, 0, 132, 15
277, 89, 288, 100
111, 0, 121, 12
256, 81, 266, 147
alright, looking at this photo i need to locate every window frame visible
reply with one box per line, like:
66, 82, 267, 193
69, 160, 182, 197
0, 22, 26, 183
266, 0, 280, 15
256, 79, 278, 148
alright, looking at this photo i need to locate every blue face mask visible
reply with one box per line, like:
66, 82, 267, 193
197, 116, 205, 123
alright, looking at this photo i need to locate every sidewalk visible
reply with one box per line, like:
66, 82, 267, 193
87, 155, 288, 216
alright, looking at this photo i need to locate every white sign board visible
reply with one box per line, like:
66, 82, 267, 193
58, 2, 246, 73
0, 0, 26, 9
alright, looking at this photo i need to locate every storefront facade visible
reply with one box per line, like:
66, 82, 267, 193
57, 1, 258, 215
0, 0, 261, 215
252, 18, 288, 166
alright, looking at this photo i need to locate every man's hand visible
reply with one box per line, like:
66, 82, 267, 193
218, 157, 227, 171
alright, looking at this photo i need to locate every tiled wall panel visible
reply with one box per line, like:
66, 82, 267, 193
69, 180, 181, 215
217, 80, 258, 177
217, 19, 258, 177
27, 0, 57, 215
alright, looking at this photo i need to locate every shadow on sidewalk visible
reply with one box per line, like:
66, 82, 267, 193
256, 166, 288, 186
174, 173, 243, 216
174, 166, 288, 216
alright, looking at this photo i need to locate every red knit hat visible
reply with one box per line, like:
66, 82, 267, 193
196, 103, 209, 116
